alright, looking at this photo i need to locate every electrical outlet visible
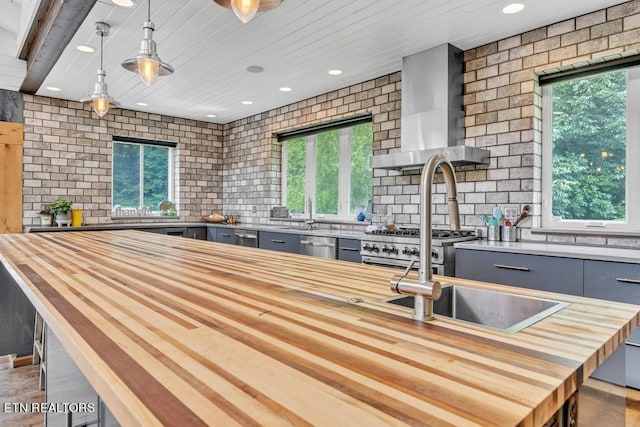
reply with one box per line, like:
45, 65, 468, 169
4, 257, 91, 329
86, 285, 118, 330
502, 205, 519, 221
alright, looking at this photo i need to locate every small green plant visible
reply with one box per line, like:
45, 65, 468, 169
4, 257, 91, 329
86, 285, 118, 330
39, 207, 51, 215
50, 198, 73, 215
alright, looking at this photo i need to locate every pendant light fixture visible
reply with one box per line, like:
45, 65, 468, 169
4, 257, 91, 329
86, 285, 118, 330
121, 0, 174, 86
80, 22, 119, 118
213, 0, 283, 24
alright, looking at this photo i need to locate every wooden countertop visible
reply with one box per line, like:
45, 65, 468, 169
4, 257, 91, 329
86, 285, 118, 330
1, 230, 638, 426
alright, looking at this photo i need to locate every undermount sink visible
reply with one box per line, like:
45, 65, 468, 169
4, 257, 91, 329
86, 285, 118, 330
385, 284, 569, 333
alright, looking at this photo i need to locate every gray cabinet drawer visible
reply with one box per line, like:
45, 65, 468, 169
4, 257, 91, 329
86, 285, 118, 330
216, 229, 235, 244
259, 231, 300, 253
207, 227, 235, 244
455, 249, 583, 296
338, 238, 362, 263
583, 260, 640, 305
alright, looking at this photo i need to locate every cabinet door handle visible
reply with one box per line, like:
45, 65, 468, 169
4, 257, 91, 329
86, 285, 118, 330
339, 247, 359, 251
616, 277, 640, 285
493, 264, 530, 272
220, 233, 232, 237
271, 239, 286, 244
236, 234, 257, 239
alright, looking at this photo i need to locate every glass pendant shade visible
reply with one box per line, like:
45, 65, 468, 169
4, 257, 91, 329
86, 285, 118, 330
81, 68, 120, 118
121, 1, 174, 85
231, 0, 259, 23
137, 57, 160, 86
92, 97, 110, 118
80, 23, 119, 118
213, 0, 283, 24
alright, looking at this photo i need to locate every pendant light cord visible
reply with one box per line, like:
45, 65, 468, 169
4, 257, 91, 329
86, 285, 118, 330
147, 0, 151, 21
100, 31, 104, 69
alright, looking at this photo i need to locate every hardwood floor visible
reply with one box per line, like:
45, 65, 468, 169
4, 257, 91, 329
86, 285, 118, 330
0, 356, 44, 427
0, 356, 638, 426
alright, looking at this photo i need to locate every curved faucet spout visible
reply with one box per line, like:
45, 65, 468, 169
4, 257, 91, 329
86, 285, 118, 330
419, 153, 460, 285
390, 152, 460, 321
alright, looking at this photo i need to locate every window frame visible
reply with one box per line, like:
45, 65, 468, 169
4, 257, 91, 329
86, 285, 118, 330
280, 121, 372, 220
111, 136, 176, 215
541, 66, 640, 231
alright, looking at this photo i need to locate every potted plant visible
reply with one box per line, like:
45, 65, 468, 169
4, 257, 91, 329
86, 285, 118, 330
50, 198, 73, 226
38, 206, 53, 226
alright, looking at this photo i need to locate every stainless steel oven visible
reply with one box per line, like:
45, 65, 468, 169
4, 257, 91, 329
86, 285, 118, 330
360, 228, 477, 276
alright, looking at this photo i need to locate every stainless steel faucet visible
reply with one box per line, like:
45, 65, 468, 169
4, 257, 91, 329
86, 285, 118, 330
306, 197, 315, 230
390, 153, 460, 321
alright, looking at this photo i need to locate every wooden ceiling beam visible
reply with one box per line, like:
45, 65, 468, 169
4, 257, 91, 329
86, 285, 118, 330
19, 0, 97, 94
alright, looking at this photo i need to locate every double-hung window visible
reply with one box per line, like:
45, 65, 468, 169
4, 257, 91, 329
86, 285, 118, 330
541, 64, 640, 231
112, 136, 176, 215
280, 117, 373, 219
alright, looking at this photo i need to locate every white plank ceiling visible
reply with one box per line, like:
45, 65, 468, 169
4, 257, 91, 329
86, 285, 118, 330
37, 0, 625, 124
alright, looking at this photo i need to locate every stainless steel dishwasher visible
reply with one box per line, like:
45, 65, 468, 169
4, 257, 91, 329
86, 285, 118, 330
234, 229, 258, 247
300, 236, 336, 259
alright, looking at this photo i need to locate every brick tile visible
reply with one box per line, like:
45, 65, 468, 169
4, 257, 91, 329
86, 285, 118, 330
549, 45, 578, 62
560, 28, 590, 46
577, 37, 609, 55
592, 20, 623, 38
534, 36, 561, 53
548, 19, 575, 37
510, 44, 534, 59
477, 65, 499, 79
476, 42, 498, 57
610, 28, 640, 48
498, 35, 521, 52
624, 13, 640, 30
522, 27, 547, 44
608, 1, 640, 20
576, 10, 606, 29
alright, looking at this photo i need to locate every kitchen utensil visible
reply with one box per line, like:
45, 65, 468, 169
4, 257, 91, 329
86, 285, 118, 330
513, 205, 531, 227
476, 214, 491, 224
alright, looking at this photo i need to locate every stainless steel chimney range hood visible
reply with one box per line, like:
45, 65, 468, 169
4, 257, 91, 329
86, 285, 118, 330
370, 43, 490, 170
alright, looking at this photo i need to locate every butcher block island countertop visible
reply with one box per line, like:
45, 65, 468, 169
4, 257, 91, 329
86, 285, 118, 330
1, 231, 638, 426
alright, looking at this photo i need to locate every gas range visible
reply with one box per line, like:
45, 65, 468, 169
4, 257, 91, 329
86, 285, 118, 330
360, 228, 478, 276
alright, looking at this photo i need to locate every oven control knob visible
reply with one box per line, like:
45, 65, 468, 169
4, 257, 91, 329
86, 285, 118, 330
382, 245, 390, 253
411, 248, 419, 256
389, 246, 398, 254
431, 250, 438, 259
372, 245, 380, 253
402, 247, 411, 255
363, 243, 371, 251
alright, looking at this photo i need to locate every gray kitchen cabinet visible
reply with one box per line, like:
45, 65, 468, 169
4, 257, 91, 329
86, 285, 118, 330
583, 260, 640, 388
207, 227, 235, 244
186, 227, 207, 240
46, 325, 119, 427
0, 262, 36, 357
455, 249, 583, 296
259, 231, 300, 254
337, 238, 362, 263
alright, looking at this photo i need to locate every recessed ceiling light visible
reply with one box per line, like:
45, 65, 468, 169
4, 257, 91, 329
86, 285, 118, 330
76, 45, 95, 53
206, 114, 217, 118
112, 0, 135, 7
246, 65, 264, 74
328, 69, 343, 75
279, 87, 292, 92
46, 86, 61, 92
242, 101, 253, 105
502, 3, 524, 14
136, 102, 148, 106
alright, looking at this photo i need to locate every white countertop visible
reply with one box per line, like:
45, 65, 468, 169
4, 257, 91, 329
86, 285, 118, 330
454, 240, 640, 264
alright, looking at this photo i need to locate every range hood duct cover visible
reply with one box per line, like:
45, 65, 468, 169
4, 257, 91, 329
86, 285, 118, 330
370, 43, 490, 170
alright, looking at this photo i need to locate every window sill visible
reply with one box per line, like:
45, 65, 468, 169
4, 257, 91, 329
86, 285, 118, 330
531, 227, 640, 238
110, 216, 181, 221
269, 217, 370, 227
